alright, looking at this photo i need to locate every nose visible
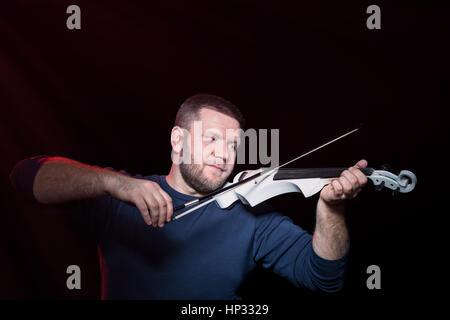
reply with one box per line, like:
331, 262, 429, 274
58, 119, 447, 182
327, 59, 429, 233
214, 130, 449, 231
213, 141, 229, 164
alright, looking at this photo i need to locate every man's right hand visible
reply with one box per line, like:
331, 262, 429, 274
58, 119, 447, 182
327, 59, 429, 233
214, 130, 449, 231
105, 176, 174, 228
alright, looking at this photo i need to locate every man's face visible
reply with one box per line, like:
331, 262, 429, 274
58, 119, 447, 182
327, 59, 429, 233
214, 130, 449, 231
179, 108, 240, 195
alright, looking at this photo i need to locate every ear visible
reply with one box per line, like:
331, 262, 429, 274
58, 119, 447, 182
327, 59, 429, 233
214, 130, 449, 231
170, 126, 184, 153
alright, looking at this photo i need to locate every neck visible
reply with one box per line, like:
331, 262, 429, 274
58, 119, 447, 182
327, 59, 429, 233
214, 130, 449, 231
166, 164, 205, 197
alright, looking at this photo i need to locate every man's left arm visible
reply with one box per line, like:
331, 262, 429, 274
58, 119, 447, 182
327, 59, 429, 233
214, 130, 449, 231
312, 159, 368, 260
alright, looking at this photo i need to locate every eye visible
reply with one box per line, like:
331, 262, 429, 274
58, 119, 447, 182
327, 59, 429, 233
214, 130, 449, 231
204, 136, 216, 142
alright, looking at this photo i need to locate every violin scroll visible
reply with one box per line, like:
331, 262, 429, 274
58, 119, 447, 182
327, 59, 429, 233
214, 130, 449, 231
368, 169, 417, 193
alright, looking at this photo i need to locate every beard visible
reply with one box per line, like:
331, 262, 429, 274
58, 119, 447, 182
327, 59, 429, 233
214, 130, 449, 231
179, 162, 229, 195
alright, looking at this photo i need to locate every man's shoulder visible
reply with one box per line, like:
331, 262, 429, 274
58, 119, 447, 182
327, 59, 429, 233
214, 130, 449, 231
143, 174, 162, 183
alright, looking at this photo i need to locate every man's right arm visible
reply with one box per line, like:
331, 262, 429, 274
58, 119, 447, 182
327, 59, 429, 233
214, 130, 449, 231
32, 156, 116, 204
9, 156, 173, 227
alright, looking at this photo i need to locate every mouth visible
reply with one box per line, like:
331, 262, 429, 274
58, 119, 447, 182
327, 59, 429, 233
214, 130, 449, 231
207, 164, 225, 173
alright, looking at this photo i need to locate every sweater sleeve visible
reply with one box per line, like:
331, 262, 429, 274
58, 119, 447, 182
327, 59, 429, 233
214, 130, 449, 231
8, 155, 129, 244
252, 208, 348, 292
9, 155, 52, 202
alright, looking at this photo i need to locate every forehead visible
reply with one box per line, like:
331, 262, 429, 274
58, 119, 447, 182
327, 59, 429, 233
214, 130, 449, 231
197, 108, 240, 132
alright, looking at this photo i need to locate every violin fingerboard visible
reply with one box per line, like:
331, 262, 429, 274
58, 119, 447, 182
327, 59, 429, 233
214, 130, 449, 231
273, 168, 374, 180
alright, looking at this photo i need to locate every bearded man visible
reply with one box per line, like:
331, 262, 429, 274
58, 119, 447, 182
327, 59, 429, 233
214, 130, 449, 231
9, 94, 368, 299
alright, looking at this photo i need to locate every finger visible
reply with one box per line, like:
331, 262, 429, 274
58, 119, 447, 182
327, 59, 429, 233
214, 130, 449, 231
349, 166, 368, 187
341, 170, 359, 191
331, 179, 343, 196
159, 189, 173, 222
151, 191, 168, 227
135, 198, 152, 225
143, 195, 160, 227
339, 174, 354, 196
355, 159, 368, 168
332, 178, 349, 200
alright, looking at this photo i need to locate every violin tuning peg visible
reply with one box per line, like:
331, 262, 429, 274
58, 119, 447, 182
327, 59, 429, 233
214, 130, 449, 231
392, 188, 400, 198
374, 181, 385, 192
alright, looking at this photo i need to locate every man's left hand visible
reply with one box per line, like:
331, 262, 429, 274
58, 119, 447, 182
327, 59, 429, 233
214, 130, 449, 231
319, 159, 368, 206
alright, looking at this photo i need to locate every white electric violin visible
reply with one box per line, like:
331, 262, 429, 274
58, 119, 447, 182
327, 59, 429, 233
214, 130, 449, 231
168, 128, 417, 222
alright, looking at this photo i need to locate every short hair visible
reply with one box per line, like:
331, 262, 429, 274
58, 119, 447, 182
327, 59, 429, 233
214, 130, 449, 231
175, 94, 245, 129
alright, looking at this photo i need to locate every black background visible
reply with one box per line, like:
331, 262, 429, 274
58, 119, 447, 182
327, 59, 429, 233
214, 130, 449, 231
0, 0, 448, 311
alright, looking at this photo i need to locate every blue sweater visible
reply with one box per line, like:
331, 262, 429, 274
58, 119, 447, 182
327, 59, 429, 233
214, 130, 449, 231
10, 156, 348, 299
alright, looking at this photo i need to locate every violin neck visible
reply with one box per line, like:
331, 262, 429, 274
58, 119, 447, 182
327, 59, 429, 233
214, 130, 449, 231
273, 167, 374, 180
